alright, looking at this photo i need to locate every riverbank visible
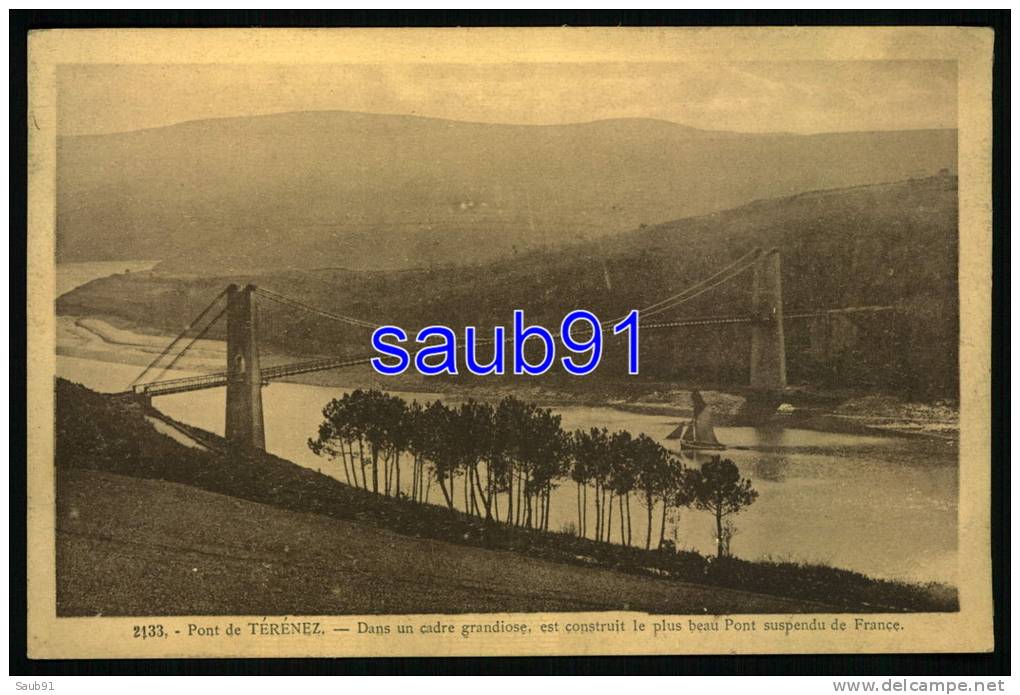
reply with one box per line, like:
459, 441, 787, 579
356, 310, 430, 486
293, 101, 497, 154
55, 378, 958, 613
57, 312, 959, 441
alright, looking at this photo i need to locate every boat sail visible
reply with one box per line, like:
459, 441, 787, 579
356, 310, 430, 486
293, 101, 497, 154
666, 390, 726, 450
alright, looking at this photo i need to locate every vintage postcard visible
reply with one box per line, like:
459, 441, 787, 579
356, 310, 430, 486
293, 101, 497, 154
26, 26, 994, 659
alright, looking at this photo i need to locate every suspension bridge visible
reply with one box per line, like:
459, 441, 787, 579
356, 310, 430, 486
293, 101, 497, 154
124, 248, 895, 449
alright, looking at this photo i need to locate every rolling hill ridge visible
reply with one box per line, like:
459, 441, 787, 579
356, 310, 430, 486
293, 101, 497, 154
57, 110, 957, 271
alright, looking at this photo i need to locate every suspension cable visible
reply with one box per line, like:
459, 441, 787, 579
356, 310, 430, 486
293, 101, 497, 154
130, 288, 229, 386
148, 306, 228, 383
254, 287, 379, 330
636, 251, 763, 321
615, 247, 763, 324
250, 248, 763, 352
467, 248, 766, 346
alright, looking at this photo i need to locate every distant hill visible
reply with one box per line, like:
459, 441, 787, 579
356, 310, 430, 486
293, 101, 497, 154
59, 175, 958, 399
57, 110, 956, 271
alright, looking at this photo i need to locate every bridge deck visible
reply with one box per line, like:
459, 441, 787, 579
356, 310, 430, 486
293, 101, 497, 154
130, 355, 376, 397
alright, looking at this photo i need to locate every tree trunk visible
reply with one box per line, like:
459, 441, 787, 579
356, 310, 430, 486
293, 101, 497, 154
512, 472, 517, 525
716, 506, 724, 558
506, 473, 514, 525
576, 482, 583, 536
518, 477, 525, 527
416, 459, 423, 502
346, 442, 356, 488
437, 471, 454, 510
606, 491, 614, 544
486, 465, 494, 520
350, 441, 361, 489
645, 493, 654, 549
473, 468, 480, 516
582, 483, 587, 538
543, 484, 551, 531
595, 481, 603, 542
338, 444, 351, 486
472, 465, 492, 520
356, 439, 366, 491
620, 493, 628, 547
525, 472, 532, 528
371, 447, 379, 494
620, 495, 628, 542
394, 451, 401, 499
659, 498, 668, 550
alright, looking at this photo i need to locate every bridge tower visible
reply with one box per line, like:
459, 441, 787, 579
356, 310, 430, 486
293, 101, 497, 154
749, 248, 787, 390
225, 283, 266, 449
741, 249, 788, 424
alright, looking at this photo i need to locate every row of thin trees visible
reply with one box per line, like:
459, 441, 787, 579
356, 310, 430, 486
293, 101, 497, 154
308, 389, 757, 556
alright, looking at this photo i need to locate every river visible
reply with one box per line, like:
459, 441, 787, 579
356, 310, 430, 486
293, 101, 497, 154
55, 262, 959, 585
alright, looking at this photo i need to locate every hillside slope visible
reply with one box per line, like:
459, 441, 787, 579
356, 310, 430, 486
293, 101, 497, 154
58, 468, 819, 615
57, 111, 956, 270
59, 175, 959, 398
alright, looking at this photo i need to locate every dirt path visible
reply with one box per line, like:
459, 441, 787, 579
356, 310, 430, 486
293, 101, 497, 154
57, 468, 829, 616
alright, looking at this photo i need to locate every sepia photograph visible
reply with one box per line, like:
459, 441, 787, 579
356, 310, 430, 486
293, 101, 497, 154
23, 24, 997, 660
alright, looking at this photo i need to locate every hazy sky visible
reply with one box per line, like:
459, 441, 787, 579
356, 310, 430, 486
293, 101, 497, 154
58, 61, 956, 136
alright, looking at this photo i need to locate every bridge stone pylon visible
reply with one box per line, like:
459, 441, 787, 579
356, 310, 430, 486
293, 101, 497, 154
225, 283, 266, 449
749, 248, 787, 391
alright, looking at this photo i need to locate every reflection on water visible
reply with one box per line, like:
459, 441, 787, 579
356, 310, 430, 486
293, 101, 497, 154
715, 426, 890, 449
56, 354, 959, 585
752, 457, 790, 482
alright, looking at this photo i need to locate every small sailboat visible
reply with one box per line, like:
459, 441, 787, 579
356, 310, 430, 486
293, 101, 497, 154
675, 419, 726, 451
666, 390, 726, 451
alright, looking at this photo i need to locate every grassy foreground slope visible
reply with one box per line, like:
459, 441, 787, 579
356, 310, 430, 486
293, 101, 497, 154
59, 468, 819, 616
55, 380, 957, 615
